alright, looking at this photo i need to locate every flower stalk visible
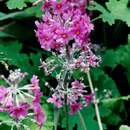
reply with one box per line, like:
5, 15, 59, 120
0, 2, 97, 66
87, 70, 103, 130
16, 124, 21, 130
64, 47, 70, 130
65, 95, 69, 130
78, 111, 87, 130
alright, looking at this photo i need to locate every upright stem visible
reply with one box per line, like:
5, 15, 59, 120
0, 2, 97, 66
63, 70, 69, 130
63, 45, 71, 130
16, 124, 21, 130
65, 95, 69, 130
54, 107, 60, 130
78, 111, 87, 130
87, 70, 103, 130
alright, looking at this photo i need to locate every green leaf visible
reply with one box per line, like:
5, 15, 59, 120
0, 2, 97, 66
0, 12, 6, 17
92, 2, 115, 25
119, 125, 130, 130
62, 106, 100, 130
93, 0, 130, 26
0, 112, 11, 121
0, 6, 43, 21
41, 98, 54, 130
100, 95, 130, 126
0, 112, 13, 130
72, 67, 122, 126
6, 0, 27, 10
72, 69, 88, 81
0, 12, 22, 21
106, 0, 130, 26
0, 32, 15, 38
101, 43, 130, 68
0, 41, 29, 70
0, 41, 41, 77
6, 0, 36, 10
91, 68, 120, 96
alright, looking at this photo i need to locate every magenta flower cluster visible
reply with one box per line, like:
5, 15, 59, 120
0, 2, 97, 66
36, 0, 100, 115
47, 80, 93, 115
0, 70, 45, 130
35, 0, 94, 51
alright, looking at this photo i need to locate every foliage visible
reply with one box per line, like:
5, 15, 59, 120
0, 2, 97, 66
119, 125, 130, 130
0, 0, 130, 130
101, 37, 130, 68
68, 106, 100, 130
92, 0, 130, 26
6, 0, 36, 10
0, 41, 41, 77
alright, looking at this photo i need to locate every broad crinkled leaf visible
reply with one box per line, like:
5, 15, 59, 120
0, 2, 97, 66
6, 0, 37, 10
0, 41, 42, 77
93, 0, 130, 26
91, 68, 120, 96
93, 2, 115, 25
101, 42, 130, 68
7, 0, 27, 10
62, 106, 101, 130
106, 0, 130, 26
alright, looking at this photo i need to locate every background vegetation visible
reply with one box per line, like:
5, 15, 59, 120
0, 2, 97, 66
0, 0, 130, 130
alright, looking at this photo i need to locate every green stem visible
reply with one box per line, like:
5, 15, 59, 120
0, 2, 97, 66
63, 45, 72, 130
65, 97, 69, 130
63, 70, 69, 130
78, 111, 87, 130
91, 16, 102, 22
16, 124, 21, 130
87, 70, 103, 130
54, 107, 60, 130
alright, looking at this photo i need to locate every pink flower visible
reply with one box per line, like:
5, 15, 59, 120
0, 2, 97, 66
31, 75, 40, 94
0, 86, 8, 101
31, 75, 39, 87
71, 80, 84, 90
0, 87, 13, 107
68, 0, 87, 11
35, 25, 54, 51
33, 91, 43, 105
71, 14, 94, 47
9, 103, 30, 120
47, 95, 63, 108
33, 93, 46, 129
41, 0, 53, 11
34, 105, 46, 130
0, 70, 46, 129
0, 107, 4, 112
56, 28, 72, 44
51, 0, 68, 14
87, 54, 101, 67
35, 0, 93, 51
70, 102, 82, 115
84, 94, 94, 106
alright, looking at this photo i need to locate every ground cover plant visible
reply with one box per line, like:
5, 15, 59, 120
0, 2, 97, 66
0, 0, 130, 130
